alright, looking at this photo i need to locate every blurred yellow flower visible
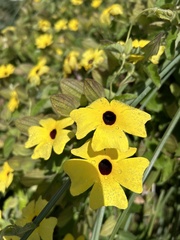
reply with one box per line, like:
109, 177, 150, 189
56, 48, 63, 55
7, 90, 19, 112
63, 233, 85, 240
28, 58, 49, 85
91, 0, 102, 8
64, 139, 149, 209
54, 19, 68, 32
25, 117, 74, 160
100, 4, 123, 25
70, 97, 151, 152
68, 19, 79, 31
15, 196, 57, 240
131, 39, 165, 64
0, 64, 15, 78
35, 34, 53, 49
38, 19, 51, 32
63, 51, 80, 76
71, 0, 83, 5
0, 162, 14, 194
80, 48, 105, 71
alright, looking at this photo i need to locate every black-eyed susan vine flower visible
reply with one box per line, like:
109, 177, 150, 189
38, 19, 51, 32
70, 97, 151, 152
91, 0, 102, 8
27, 58, 49, 85
7, 90, 19, 112
63, 139, 149, 209
25, 117, 74, 160
68, 19, 79, 31
70, 0, 83, 5
54, 19, 68, 32
119, 39, 165, 64
35, 34, 53, 49
0, 64, 15, 79
63, 51, 80, 76
13, 196, 57, 240
80, 48, 106, 71
0, 162, 14, 194
100, 4, 123, 25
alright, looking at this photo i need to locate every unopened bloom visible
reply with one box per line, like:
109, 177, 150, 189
25, 117, 74, 160
71, 0, 83, 5
7, 90, 19, 112
63, 140, 149, 209
80, 49, 105, 71
100, 4, 123, 25
0, 162, 14, 193
68, 19, 79, 31
35, 34, 53, 49
38, 19, 51, 32
15, 196, 57, 240
70, 97, 151, 152
91, 0, 102, 8
0, 64, 15, 78
28, 58, 49, 85
54, 19, 68, 32
63, 233, 85, 240
63, 51, 80, 76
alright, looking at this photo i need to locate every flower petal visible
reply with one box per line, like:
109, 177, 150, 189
111, 99, 151, 137
70, 98, 109, 139
39, 217, 57, 240
53, 130, 74, 154
25, 126, 48, 148
56, 117, 74, 129
39, 118, 56, 129
32, 141, 53, 160
90, 180, 128, 209
92, 125, 129, 152
63, 159, 97, 195
115, 157, 149, 193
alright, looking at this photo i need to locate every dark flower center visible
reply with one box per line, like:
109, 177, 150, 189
50, 129, 57, 139
103, 111, 116, 125
98, 159, 112, 175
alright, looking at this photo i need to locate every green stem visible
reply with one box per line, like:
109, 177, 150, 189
109, 106, 180, 240
20, 178, 71, 240
90, 207, 105, 240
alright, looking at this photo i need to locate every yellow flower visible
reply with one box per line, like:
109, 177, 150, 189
0, 64, 15, 78
70, 97, 151, 152
71, 0, 83, 5
28, 58, 49, 85
15, 196, 57, 240
7, 90, 19, 112
68, 19, 79, 31
0, 162, 14, 194
91, 0, 102, 8
100, 4, 123, 25
35, 34, 53, 49
63, 139, 149, 209
63, 51, 80, 76
25, 117, 74, 160
63, 233, 85, 240
130, 39, 165, 64
56, 48, 63, 55
54, 19, 68, 32
80, 48, 105, 71
38, 19, 51, 32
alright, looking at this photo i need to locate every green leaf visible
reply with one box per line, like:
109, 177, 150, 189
165, 27, 178, 59
3, 136, 16, 158
144, 63, 161, 87
31, 99, 48, 116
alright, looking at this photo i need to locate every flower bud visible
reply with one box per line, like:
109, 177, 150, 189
84, 78, 105, 102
